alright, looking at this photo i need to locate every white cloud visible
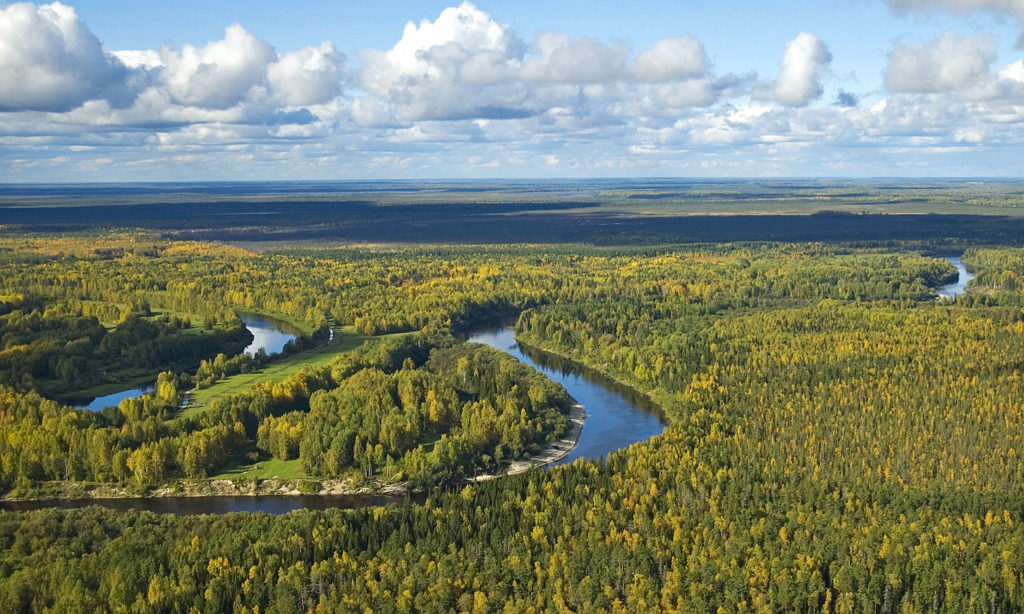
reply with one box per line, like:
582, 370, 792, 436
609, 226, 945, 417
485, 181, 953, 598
361, 0, 522, 94
357, 3, 724, 122
350, 96, 400, 128
267, 42, 345, 106
885, 32, 997, 93
761, 32, 832, 107
628, 36, 707, 82
113, 49, 162, 70
520, 33, 628, 83
649, 80, 719, 108
158, 23, 276, 109
359, 2, 530, 120
0, 2, 136, 112
11, 1, 1024, 179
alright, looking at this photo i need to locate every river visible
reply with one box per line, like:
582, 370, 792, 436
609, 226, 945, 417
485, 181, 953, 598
22, 258, 971, 514
465, 318, 665, 466
936, 255, 974, 299
8, 318, 664, 515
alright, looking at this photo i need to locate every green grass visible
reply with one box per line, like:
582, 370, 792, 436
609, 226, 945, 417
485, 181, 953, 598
180, 328, 411, 417
210, 456, 306, 480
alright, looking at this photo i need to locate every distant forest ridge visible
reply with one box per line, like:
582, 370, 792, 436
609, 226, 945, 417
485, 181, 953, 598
4, 179, 1024, 245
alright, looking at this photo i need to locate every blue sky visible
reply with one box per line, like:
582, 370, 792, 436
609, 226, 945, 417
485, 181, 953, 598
3, 0, 1024, 181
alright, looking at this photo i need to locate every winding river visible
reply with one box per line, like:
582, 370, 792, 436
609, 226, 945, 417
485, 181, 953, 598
5, 318, 664, 515
10, 256, 972, 514
936, 255, 974, 299
465, 317, 665, 466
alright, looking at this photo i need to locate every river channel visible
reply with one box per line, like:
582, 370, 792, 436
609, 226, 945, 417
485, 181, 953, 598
5, 317, 665, 515
936, 255, 974, 299
465, 317, 665, 466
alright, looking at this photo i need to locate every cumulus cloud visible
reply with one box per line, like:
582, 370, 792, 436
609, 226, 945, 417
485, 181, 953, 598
885, 32, 997, 93
267, 42, 345, 106
363, 1, 522, 92
17, 1, 1024, 180
628, 36, 708, 82
885, 0, 1024, 44
0, 2, 137, 112
359, 2, 529, 120
158, 24, 276, 109
113, 49, 162, 70
154, 25, 345, 111
761, 32, 832, 106
358, 2, 724, 122
520, 33, 628, 83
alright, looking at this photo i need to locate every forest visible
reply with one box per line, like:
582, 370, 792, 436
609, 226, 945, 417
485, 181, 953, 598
0, 225, 1023, 612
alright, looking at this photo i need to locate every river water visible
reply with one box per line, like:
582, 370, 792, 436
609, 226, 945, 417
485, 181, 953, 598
465, 318, 665, 466
936, 256, 974, 299
9, 318, 664, 515
22, 256, 976, 513
239, 311, 301, 356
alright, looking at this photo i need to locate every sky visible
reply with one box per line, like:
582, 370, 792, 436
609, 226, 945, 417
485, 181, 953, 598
3, 0, 1024, 181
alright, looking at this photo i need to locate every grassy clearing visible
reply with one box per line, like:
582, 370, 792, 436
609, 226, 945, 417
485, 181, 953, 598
183, 329, 364, 414
210, 456, 306, 480
181, 328, 412, 417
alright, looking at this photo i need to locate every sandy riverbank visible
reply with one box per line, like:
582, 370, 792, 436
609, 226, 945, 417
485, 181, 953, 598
468, 401, 585, 483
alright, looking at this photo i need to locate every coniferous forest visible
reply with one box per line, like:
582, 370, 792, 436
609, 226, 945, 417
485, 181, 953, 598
0, 214, 1021, 613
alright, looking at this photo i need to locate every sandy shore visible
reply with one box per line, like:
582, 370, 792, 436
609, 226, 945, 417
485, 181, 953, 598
468, 401, 585, 483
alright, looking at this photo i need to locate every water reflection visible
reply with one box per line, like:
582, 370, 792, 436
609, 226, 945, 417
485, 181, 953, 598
68, 385, 155, 412
238, 312, 301, 356
71, 312, 299, 411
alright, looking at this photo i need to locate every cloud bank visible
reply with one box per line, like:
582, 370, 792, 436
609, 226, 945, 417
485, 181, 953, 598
764, 33, 832, 106
2, 1, 1024, 180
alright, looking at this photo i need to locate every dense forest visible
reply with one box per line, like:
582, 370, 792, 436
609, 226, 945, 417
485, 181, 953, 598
1, 233, 1024, 611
